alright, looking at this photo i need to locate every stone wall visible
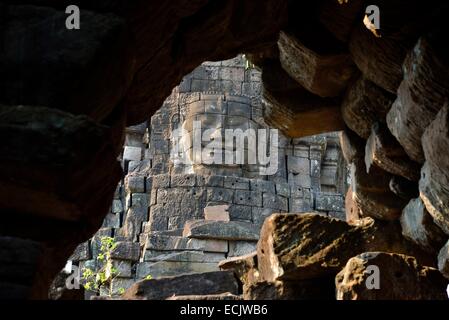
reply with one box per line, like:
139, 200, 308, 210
70, 55, 348, 297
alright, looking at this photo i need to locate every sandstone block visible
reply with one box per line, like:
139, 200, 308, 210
365, 122, 420, 182
278, 31, 356, 97
136, 261, 219, 279
437, 240, 449, 279
420, 105, 449, 235
315, 193, 344, 212
224, 176, 250, 190
69, 242, 91, 262
262, 193, 288, 211
228, 241, 258, 257
152, 174, 170, 188
387, 35, 449, 163
183, 220, 259, 241
207, 187, 234, 203
250, 180, 275, 194
111, 241, 140, 262
144, 251, 225, 263
228, 204, 252, 222
336, 252, 448, 300
170, 174, 197, 187
400, 198, 446, 252
233, 190, 262, 207
145, 234, 228, 253
111, 199, 123, 213
342, 77, 394, 139
257, 213, 433, 282
123, 271, 238, 300
204, 205, 230, 221
123, 146, 142, 161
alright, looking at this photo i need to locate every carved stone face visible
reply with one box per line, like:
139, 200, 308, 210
171, 93, 272, 177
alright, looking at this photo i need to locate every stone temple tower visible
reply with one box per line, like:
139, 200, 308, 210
70, 55, 348, 296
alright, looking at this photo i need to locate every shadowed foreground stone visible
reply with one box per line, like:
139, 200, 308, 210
336, 252, 448, 300
387, 31, 449, 163
257, 213, 433, 282
262, 61, 344, 138
278, 31, 356, 98
400, 198, 446, 253
438, 240, 449, 279
219, 252, 259, 285
365, 122, 420, 182
352, 157, 407, 220
342, 77, 394, 139
123, 271, 238, 300
243, 277, 335, 300
420, 105, 449, 235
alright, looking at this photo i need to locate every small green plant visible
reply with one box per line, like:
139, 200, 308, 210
145, 274, 153, 280
81, 236, 125, 297
242, 54, 256, 70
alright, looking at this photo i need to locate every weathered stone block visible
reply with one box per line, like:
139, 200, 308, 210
197, 175, 224, 187
228, 204, 252, 222
387, 35, 449, 163
250, 180, 275, 194
315, 193, 344, 212
102, 213, 120, 229
145, 234, 228, 253
183, 220, 259, 241
204, 205, 230, 221
287, 156, 310, 175
131, 193, 149, 209
233, 190, 262, 207
111, 199, 123, 213
136, 261, 219, 279
171, 174, 196, 187
119, 217, 144, 242
336, 252, 448, 300
438, 240, 449, 279
123, 146, 142, 161
219, 67, 245, 82
420, 105, 449, 235
257, 213, 433, 282
400, 198, 446, 252
125, 175, 145, 193
252, 207, 273, 228
262, 193, 288, 211
352, 157, 407, 220
289, 198, 312, 213
144, 250, 225, 263
112, 260, 132, 278
111, 241, 140, 262
90, 228, 113, 258
342, 77, 394, 139
70, 242, 91, 261
124, 271, 239, 300
166, 293, 242, 300
228, 102, 251, 118
279, 31, 356, 97
328, 211, 346, 221
207, 187, 234, 202
365, 122, 420, 182
275, 183, 290, 198
288, 173, 312, 189
243, 278, 335, 300
111, 278, 135, 296
228, 241, 258, 257
224, 176, 250, 190
152, 174, 170, 188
